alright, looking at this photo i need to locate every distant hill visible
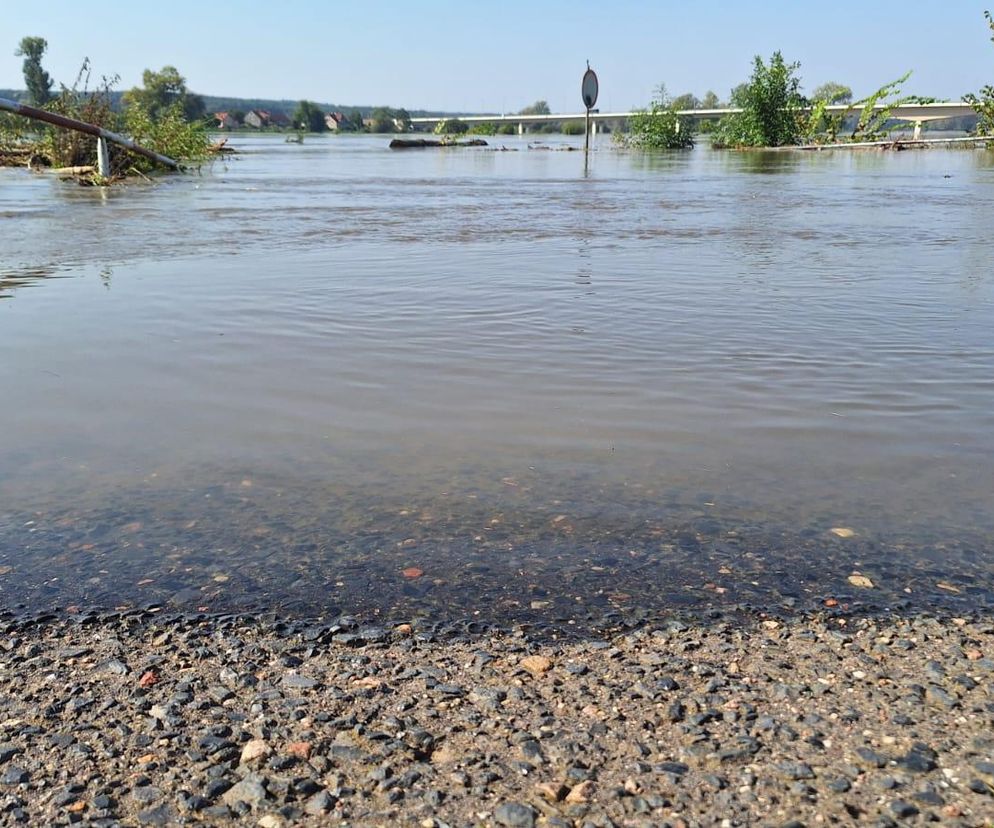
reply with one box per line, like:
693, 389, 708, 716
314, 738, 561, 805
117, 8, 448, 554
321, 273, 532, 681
0, 88, 452, 118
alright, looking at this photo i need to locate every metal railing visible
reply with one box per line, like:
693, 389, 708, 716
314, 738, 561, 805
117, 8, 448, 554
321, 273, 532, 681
0, 96, 179, 175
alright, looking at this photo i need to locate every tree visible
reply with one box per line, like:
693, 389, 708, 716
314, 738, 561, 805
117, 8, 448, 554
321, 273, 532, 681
369, 106, 397, 133
15, 37, 53, 105
714, 52, 806, 147
811, 82, 853, 104
729, 83, 750, 106
292, 100, 326, 132
518, 100, 550, 115
671, 93, 700, 111
348, 109, 365, 131
965, 10, 994, 136
123, 66, 204, 122
701, 90, 720, 109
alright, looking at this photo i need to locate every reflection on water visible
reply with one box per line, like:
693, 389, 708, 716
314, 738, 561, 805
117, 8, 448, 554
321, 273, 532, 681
1, 135, 993, 622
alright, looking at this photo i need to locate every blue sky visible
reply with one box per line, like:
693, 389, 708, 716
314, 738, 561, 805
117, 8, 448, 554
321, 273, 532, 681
2, 1, 992, 112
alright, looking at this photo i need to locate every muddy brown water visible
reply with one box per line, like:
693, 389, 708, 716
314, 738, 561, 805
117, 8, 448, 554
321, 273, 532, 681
2, 135, 993, 626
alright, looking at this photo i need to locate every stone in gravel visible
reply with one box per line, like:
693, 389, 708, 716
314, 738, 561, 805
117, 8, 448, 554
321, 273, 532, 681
131, 786, 163, 804
137, 804, 175, 826
469, 687, 506, 709
968, 778, 991, 794
0, 744, 20, 764
1, 767, 28, 785
222, 775, 268, 807
565, 780, 595, 803
204, 779, 232, 800
535, 782, 567, 802
974, 761, 994, 777
520, 655, 552, 676
494, 802, 536, 827
898, 746, 937, 773
914, 790, 944, 806
304, 790, 335, 815
96, 658, 129, 676
778, 762, 815, 780
889, 800, 919, 818
241, 739, 271, 764
855, 747, 888, 768
926, 685, 958, 708
287, 741, 311, 760
282, 673, 318, 690
828, 778, 851, 793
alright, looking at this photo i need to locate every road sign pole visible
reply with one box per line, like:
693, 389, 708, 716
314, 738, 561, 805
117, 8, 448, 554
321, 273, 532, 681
581, 63, 599, 164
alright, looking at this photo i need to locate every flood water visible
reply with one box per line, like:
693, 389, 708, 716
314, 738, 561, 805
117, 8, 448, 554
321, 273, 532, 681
2, 134, 994, 626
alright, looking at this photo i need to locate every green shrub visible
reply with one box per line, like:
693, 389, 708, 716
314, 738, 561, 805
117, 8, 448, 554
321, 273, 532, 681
122, 101, 211, 172
713, 52, 806, 147
616, 103, 693, 149
467, 122, 497, 135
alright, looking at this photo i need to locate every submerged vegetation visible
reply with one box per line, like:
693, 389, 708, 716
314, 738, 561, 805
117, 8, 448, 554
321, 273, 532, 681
615, 88, 694, 150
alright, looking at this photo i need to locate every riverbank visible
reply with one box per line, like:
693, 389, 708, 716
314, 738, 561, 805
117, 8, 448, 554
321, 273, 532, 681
1, 609, 993, 826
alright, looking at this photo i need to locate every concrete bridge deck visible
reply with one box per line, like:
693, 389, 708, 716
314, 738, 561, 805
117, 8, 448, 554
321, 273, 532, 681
410, 102, 976, 135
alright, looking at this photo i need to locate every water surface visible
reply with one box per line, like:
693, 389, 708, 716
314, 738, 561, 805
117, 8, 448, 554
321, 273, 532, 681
2, 135, 993, 624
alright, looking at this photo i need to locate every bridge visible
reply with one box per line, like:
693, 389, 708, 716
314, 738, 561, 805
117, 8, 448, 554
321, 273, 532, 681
410, 102, 976, 139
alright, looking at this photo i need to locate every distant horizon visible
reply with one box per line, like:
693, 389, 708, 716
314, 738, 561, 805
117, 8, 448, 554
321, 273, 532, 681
3, 1, 992, 113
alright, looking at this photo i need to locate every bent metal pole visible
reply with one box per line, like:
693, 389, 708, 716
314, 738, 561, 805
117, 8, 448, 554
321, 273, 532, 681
0, 96, 180, 171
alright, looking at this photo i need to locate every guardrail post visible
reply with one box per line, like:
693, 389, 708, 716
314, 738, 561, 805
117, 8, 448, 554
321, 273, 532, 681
96, 137, 110, 178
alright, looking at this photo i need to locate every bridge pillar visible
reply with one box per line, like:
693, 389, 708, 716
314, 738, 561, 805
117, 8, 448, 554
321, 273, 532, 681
913, 121, 923, 140
518, 122, 524, 136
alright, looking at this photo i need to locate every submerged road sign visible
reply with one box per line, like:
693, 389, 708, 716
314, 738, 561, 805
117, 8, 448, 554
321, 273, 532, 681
582, 63, 599, 158
582, 65, 599, 110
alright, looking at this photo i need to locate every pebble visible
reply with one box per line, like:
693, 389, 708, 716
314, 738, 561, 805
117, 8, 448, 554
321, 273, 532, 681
303, 790, 334, 815
222, 775, 268, 807
240, 739, 271, 764
888, 800, 919, 818
494, 802, 536, 827
520, 655, 553, 676
281, 673, 318, 690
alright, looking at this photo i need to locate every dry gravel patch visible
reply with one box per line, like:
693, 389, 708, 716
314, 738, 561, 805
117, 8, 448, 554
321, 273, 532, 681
0, 611, 993, 826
